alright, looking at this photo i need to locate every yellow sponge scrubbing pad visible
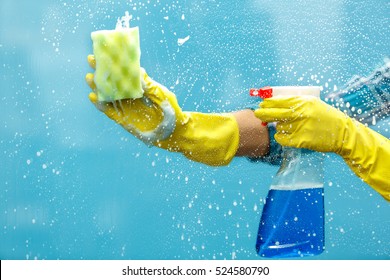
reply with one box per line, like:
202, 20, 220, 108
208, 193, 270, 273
91, 27, 143, 101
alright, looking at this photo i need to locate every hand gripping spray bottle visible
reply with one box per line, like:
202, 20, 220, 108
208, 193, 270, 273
250, 86, 325, 258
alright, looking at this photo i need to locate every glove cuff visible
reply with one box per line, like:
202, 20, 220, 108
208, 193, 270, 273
157, 112, 240, 166
341, 118, 390, 200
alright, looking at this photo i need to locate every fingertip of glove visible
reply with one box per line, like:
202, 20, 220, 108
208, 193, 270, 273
254, 108, 272, 121
259, 98, 278, 108
85, 73, 94, 82
254, 108, 263, 119
141, 68, 154, 86
87, 54, 96, 69
141, 70, 161, 98
258, 101, 265, 108
88, 92, 98, 104
274, 133, 287, 146
85, 73, 97, 92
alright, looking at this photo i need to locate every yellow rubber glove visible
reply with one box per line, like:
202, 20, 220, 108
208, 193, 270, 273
255, 95, 390, 201
86, 55, 239, 166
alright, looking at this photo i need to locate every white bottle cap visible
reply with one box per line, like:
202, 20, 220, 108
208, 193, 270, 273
271, 86, 321, 98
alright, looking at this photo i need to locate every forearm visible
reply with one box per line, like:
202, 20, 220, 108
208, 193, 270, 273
232, 109, 270, 158
342, 119, 390, 201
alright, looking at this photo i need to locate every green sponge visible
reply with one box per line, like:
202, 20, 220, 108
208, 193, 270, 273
91, 27, 143, 101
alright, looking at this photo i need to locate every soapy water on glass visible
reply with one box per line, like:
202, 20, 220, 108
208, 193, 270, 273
111, 11, 133, 114
116, 11, 132, 29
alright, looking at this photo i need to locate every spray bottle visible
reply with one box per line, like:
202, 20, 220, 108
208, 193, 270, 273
250, 86, 325, 258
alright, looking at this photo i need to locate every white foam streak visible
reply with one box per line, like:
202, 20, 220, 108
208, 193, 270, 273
116, 11, 132, 29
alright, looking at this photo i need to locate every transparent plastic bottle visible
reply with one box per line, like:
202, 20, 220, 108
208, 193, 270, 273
250, 86, 325, 258
256, 148, 325, 258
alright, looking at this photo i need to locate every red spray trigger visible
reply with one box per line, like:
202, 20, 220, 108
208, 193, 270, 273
250, 87, 273, 98
250, 87, 273, 126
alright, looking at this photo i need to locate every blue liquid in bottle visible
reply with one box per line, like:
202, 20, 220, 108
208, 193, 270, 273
256, 187, 324, 258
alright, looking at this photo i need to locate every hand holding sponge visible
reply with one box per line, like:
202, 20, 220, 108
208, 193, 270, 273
87, 15, 240, 166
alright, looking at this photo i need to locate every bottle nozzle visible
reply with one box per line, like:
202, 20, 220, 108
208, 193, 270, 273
250, 87, 273, 126
250, 87, 273, 98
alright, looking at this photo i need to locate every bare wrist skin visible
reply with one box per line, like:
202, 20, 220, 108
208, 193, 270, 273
232, 109, 270, 157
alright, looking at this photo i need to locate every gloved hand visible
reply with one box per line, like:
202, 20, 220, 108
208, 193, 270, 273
86, 55, 239, 166
254, 95, 390, 201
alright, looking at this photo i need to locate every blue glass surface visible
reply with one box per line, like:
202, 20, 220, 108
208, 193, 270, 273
0, 0, 389, 259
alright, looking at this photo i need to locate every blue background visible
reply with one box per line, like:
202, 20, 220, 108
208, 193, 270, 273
1, 0, 389, 259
